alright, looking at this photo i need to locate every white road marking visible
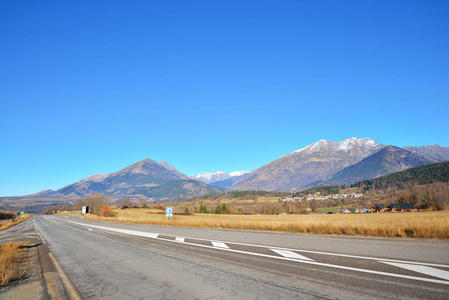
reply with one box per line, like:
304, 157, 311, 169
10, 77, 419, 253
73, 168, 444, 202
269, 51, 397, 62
87, 228, 92, 231
382, 262, 449, 281
212, 242, 229, 249
175, 237, 185, 242
66, 221, 159, 239
63, 219, 449, 286
270, 249, 313, 261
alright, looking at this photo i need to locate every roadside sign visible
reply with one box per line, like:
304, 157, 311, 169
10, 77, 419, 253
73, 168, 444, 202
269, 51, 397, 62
166, 207, 173, 218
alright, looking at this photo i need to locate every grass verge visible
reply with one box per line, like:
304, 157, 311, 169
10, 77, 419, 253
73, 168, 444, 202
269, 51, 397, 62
84, 209, 449, 239
0, 242, 28, 285
0, 214, 31, 231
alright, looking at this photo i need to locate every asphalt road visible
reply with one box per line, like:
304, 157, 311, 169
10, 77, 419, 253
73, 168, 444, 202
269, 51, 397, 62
34, 215, 449, 300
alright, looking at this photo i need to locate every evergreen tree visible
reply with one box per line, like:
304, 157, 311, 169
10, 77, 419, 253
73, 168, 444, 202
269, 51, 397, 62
221, 203, 229, 214
215, 205, 222, 214
199, 203, 208, 213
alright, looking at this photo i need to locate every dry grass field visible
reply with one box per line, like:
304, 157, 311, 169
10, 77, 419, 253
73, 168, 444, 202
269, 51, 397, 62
0, 242, 27, 285
84, 208, 449, 239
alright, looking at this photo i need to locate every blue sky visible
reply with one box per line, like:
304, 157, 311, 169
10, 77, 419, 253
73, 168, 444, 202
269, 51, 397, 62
1, 1, 448, 196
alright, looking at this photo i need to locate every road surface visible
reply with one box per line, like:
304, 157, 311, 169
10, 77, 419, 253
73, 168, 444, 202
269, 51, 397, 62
34, 215, 449, 299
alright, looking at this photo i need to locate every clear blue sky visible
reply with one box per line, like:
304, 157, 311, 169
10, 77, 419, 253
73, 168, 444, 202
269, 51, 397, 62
1, 1, 448, 196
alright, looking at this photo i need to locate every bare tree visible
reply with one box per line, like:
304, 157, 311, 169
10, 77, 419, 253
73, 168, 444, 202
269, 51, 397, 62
119, 198, 133, 209
434, 191, 449, 211
85, 193, 110, 215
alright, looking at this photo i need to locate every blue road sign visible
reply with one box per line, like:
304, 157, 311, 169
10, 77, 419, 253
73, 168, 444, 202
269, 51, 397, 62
166, 207, 173, 217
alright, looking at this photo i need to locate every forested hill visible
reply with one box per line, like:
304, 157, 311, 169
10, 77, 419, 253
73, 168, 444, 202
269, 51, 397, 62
351, 161, 449, 190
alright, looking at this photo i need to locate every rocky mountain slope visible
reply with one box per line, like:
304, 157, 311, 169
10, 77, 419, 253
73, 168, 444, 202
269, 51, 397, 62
233, 137, 384, 190
325, 145, 436, 185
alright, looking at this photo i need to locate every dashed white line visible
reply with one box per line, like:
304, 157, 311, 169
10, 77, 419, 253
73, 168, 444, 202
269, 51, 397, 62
175, 237, 185, 242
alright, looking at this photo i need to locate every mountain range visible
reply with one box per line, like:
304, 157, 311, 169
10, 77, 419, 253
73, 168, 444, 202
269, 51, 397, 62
189, 171, 250, 185
24, 137, 449, 200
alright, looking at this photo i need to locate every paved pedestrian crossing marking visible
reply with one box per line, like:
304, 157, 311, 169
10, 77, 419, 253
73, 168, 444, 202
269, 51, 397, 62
270, 249, 313, 261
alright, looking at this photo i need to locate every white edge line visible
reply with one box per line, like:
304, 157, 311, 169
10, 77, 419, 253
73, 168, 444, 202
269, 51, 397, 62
64, 219, 449, 286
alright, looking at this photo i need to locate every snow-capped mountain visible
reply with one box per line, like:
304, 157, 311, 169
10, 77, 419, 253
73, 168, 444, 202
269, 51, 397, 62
234, 137, 384, 190
190, 170, 250, 184
289, 137, 382, 158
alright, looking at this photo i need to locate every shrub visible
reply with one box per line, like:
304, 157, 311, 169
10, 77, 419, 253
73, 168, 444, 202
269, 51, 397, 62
100, 205, 114, 217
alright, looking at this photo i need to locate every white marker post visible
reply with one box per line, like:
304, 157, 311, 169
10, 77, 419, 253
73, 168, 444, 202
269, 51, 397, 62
166, 207, 173, 220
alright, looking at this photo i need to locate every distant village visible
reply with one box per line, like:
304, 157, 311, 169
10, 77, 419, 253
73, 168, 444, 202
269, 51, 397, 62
282, 192, 364, 202
281, 192, 415, 214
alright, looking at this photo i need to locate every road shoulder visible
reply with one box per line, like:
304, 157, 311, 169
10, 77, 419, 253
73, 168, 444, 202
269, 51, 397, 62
0, 218, 70, 300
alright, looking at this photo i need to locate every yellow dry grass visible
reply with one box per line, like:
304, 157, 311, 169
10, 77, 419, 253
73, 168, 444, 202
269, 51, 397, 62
0, 214, 31, 231
0, 242, 28, 285
83, 209, 449, 239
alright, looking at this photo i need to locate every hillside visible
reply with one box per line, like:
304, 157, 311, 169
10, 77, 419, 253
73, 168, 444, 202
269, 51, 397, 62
351, 161, 449, 190
326, 146, 435, 185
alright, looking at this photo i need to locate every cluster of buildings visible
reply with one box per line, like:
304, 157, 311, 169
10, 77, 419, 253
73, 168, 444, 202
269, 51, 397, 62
331, 193, 364, 199
282, 192, 364, 203
333, 203, 415, 214
370, 203, 415, 212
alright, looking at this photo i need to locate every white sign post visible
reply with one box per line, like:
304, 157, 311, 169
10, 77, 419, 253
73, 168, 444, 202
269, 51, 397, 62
166, 207, 173, 219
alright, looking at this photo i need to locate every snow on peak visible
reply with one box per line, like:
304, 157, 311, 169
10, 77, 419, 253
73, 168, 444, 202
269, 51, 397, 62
229, 171, 250, 177
290, 137, 382, 157
190, 170, 250, 184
